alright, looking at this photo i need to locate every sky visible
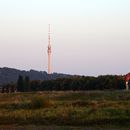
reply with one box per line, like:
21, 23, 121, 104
0, 0, 130, 76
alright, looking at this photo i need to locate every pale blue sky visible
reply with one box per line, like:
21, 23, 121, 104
0, 0, 130, 76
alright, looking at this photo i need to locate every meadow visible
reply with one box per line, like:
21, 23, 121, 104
0, 91, 130, 129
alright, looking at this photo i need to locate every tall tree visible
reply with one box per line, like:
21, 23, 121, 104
17, 75, 24, 92
24, 76, 30, 92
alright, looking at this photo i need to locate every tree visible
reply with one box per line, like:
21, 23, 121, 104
24, 76, 30, 92
17, 75, 24, 92
30, 80, 41, 91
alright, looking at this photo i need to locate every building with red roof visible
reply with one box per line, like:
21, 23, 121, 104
125, 73, 130, 90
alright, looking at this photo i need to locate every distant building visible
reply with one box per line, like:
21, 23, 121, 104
125, 73, 130, 90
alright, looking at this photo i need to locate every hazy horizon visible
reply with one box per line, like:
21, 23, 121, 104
0, 0, 130, 76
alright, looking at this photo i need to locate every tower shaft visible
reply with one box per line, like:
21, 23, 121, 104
48, 24, 52, 74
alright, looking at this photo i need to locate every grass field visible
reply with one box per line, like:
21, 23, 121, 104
0, 90, 130, 129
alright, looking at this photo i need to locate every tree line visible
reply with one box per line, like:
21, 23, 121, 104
1, 75, 126, 93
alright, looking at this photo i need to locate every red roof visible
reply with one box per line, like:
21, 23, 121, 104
125, 73, 130, 81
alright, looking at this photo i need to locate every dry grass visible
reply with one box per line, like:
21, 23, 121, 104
0, 91, 130, 127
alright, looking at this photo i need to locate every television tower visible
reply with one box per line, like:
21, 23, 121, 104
47, 24, 52, 74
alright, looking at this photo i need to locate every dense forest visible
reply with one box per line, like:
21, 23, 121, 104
1, 75, 126, 93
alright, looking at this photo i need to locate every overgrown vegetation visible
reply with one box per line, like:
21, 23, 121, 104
0, 91, 130, 128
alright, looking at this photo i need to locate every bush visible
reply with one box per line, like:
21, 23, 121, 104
30, 96, 53, 109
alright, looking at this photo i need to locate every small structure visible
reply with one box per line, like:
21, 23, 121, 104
125, 73, 130, 91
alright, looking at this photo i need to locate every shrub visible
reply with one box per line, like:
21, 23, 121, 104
30, 96, 53, 109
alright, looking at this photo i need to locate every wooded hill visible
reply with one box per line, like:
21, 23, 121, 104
0, 67, 126, 92
0, 67, 70, 85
